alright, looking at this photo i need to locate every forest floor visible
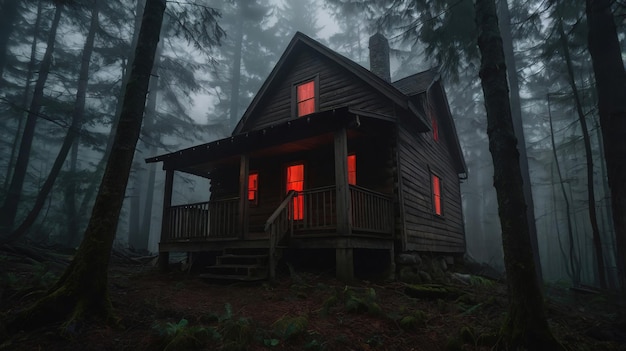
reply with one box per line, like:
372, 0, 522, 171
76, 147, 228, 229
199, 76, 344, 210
0, 245, 625, 351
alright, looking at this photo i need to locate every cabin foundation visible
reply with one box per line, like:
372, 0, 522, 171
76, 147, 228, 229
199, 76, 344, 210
336, 247, 354, 281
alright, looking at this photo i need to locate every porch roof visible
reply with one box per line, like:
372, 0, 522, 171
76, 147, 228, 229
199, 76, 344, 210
145, 107, 393, 177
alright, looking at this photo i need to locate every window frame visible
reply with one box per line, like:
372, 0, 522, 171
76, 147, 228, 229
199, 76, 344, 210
248, 172, 259, 206
292, 75, 319, 118
431, 172, 443, 217
284, 161, 306, 221
347, 153, 356, 186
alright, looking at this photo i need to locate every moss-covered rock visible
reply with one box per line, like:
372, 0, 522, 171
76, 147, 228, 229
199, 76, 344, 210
404, 284, 462, 300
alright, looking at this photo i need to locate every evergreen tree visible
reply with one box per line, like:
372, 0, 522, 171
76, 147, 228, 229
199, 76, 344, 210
9, 0, 167, 329
0, 1, 65, 236
0, 0, 100, 245
208, 0, 279, 132
586, 0, 626, 292
474, 0, 563, 347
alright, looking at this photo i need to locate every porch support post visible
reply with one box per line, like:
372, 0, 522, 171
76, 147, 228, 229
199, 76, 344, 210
158, 169, 174, 271
334, 127, 352, 235
336, 247, 354, 282
238, 154, 249, 239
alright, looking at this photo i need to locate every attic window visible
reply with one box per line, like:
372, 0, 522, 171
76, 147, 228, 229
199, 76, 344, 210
296, 80, 316, 117
432, 173, 442, 216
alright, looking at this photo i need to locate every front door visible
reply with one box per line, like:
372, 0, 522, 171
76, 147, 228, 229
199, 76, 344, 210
286, 163, 304, 220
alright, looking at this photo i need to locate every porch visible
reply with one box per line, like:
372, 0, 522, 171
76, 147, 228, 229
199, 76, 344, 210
148, 108, 398, 280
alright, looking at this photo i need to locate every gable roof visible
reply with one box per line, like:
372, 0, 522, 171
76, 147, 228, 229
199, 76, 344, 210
233, 31, 429, 135
392, 67, 439, 96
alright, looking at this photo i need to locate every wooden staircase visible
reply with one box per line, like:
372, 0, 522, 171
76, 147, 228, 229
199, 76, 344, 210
200, 191, 296, 281
200, 247, 272, 281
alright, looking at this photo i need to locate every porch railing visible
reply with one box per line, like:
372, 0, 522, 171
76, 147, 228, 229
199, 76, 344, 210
161, 185, 393, 243
350, 185, 393, 235
294, 186, 337, 232
265, 190, 296, 280
163, 197, 239, 242
294, 185, 393, 235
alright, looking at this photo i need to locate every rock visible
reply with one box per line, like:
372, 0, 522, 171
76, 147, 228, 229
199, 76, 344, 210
404, 284, 462, 300
451, 273, 471, 285
435, 257, 448, 271
418, 270, 432, 283
399, 266, 421, 284
396, 253, 422, 266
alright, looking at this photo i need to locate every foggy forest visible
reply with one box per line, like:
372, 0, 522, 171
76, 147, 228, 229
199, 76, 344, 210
0, 0, 625, 349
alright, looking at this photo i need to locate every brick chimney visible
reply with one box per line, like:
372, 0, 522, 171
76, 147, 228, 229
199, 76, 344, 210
369, 33, 391, 82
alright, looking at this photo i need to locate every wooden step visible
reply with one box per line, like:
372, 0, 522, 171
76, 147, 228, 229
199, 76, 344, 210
200, 246, 279, 281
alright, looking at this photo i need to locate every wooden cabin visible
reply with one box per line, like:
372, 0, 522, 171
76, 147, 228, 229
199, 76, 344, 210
146, 32, 467, 281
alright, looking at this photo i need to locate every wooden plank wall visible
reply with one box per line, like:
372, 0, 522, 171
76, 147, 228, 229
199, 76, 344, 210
396, 99, 465, 253
241, 47, 396, 132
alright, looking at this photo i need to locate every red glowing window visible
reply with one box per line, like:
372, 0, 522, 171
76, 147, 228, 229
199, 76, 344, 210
297, 81, 315, 117
248, 173, 258, 203
286, 164, 304, 220
432, 174, 442, 216
347, 154, 356, 185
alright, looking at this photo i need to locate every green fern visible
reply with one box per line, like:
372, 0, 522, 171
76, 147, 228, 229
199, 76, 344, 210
272, 315, 308, 339
469, 275, 495, 287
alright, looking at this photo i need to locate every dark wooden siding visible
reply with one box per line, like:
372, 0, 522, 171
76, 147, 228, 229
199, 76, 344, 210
396, 108, 465, 253
241, 47, 396, 132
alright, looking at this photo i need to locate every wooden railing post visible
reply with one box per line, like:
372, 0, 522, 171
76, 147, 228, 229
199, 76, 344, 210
334, 127, 352, 235
238, 154, 249, 239
334, 127, 353, 281
159, 169, 174, 271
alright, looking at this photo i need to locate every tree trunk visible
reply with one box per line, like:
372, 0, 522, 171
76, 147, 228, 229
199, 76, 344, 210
474, 0, 563, 348
556, 17, 606, 288
0, 4, 64, 236
128, 170, 141, 248
9, 0, 166, 329
0, 1, 99, 245
4, 0, 44, 192
497, 0, 543, 283
548, 94, 581, 285
586, 0, 626, 292
0, 0, 20, 81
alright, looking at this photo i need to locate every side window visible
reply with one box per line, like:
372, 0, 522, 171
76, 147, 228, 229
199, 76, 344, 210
248, 173, 258, 205
432, 173, 442, 216
295, 79, 316, 117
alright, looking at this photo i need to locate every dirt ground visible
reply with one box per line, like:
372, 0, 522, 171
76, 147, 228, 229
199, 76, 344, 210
1, 249, 625, 351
